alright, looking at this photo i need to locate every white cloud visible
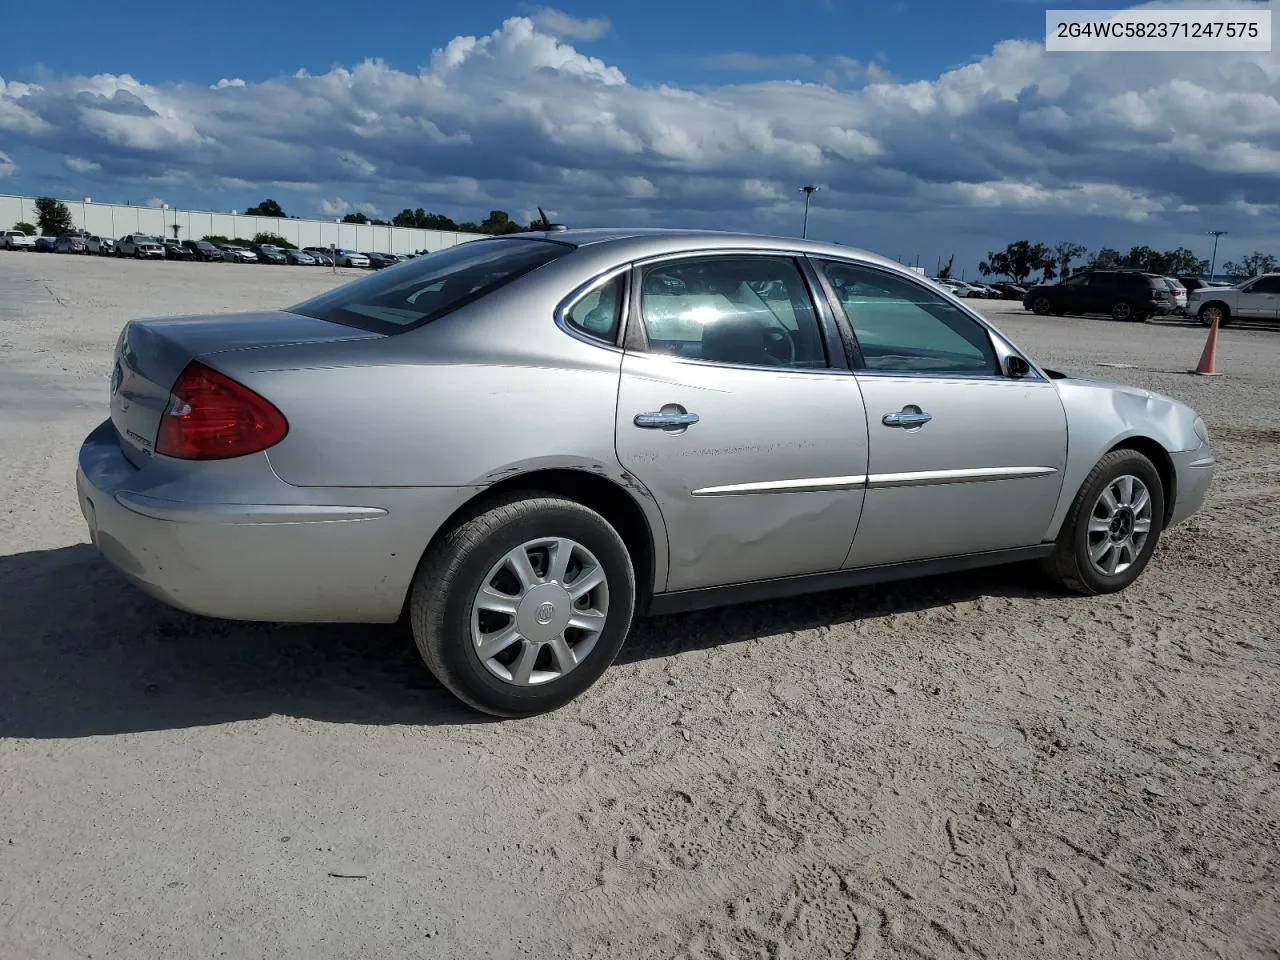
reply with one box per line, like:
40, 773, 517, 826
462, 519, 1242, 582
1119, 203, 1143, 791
0, 151, 14, 177
0, 7, 1275, 265
145, 197, 167, 208
65, 156, 100, 173
527, 7, 611, 41
214, 78, 246, 88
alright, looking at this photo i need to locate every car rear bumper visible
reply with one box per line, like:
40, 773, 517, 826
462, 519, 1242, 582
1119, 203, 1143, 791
76, 419, 475, 624
1168, 446, 1215, 528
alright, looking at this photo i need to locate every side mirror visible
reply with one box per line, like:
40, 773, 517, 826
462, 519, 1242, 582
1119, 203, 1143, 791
1005, 355, 1031, 379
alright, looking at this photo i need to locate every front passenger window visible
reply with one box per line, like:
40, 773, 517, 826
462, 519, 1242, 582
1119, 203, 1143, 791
822, 262, 999, 375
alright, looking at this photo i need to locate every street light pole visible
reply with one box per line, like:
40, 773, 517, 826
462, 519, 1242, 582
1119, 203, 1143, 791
1207, 230, 1227, 280
800, 185, 819, 239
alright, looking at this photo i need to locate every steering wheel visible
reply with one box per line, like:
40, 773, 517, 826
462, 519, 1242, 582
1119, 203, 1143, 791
762, 326, 796, 365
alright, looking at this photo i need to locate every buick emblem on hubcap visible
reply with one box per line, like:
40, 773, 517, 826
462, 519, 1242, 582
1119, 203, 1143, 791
535, 601, 556, 625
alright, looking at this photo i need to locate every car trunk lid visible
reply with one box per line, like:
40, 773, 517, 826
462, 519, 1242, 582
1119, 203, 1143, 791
109, 310, 383, 466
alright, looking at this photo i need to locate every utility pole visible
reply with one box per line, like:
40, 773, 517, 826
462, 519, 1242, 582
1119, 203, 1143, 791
800, 185, 819, 239
1206, 230, 1227, 280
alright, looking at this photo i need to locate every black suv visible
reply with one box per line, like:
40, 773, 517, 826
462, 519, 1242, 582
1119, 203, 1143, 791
1022, 270, 1173, 321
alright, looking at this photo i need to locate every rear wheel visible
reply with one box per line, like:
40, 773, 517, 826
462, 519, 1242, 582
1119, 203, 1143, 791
410, 494, 636, 717
1199, 302, 1230, 327
1031, 296, 1052, 316
1111, 299, 1135, 321
1040, 449, 1165, 595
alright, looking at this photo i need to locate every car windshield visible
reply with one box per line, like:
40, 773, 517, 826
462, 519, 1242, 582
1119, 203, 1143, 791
289, 237, 573, 334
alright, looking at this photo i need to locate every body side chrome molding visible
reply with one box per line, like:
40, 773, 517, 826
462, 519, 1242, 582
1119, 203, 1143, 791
691, 465, 1058, 497
691, 475, 867, 497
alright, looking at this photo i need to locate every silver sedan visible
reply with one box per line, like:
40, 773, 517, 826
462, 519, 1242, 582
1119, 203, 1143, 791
77, 230, 1216, 716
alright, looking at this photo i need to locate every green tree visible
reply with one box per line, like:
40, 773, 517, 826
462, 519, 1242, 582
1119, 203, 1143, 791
370, 218, 392, 226
244, 198, 286, 218
1089, 247, 1123, 269
11, 221, 36, 235
1222, 251, 1277, 279
34, 197, 74, 237
937, 254, 955, 280
978, 240, 1053, 285
251, 232, 297, 249
479, 210, 523, 235
1155, 247, 1209, 276
392, 208, 418, 228
1052, 242, 1087, 281
341, 212, 369, 224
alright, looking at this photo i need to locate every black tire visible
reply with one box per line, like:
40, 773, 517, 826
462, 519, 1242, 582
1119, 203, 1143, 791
1111, 299, 1136, 321
1040, 449, 1165, 596
410, 493, 636, 718
1031, 296, 1052, 316
1199, 302, 1231, 328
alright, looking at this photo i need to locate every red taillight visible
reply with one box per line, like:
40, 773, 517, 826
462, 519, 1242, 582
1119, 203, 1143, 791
155, 361, 288, 460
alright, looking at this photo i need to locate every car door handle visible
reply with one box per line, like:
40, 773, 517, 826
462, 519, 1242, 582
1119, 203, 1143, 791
634, 411, 700, 429
882, 410, 932, 428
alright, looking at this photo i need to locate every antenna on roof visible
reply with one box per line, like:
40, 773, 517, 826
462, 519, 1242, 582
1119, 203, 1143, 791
534, 206, 568, 232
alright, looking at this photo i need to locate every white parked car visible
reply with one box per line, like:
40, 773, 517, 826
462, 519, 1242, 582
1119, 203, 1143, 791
1187, 273, 1280, 327
334, 248, 370, 268
220, 245, 259, 263
302, 246, 335, 265
87, 235, 116, 255
1, 230, 37, 250
117, 234, 166, 258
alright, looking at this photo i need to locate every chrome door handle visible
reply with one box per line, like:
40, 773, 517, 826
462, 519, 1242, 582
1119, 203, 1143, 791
634, 411, 699, 429
882, 410, 932, 428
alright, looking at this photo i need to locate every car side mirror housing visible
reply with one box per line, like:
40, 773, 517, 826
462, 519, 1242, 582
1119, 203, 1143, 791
1005, 355, 1031, 379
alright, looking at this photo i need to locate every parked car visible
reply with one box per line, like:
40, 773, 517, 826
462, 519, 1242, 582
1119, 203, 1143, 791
163, 239, 196, 260
76, 229, 1216, 717
34, 236, 57, 252
252, 244, 289, 265
992, 283, 1027, 300
302, 246, 335, 265
183, 240, 224, 262
334, 249, 370, 268
87, 235, 115, 256
1187, 273, 1280, 327
1, 229, 37, 251
285, 249, 317, 266
1023, 270, 1173, 321
220, 245, 259, 263
362, 251, 399, 270
55, 233, 88, 254
117, 234, 166, 259
1162, 277, 1188, 315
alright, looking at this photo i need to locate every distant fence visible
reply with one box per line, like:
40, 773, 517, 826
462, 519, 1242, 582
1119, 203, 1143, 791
0, 194, 485, 256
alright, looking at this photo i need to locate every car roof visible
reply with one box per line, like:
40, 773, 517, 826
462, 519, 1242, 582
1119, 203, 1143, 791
503, 227, 906, 272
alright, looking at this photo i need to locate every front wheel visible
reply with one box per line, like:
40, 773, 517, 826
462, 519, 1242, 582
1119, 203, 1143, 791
410, 494, 637, 717
1040, 449, 1165, 595
1031, 296, 1052, 316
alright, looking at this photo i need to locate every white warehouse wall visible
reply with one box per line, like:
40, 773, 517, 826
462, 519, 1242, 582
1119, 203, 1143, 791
0, 194, 485, 255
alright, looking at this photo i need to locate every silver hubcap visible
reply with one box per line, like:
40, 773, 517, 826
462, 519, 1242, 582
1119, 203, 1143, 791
1203, 306, 1222, 323
470, 537, 609, 686
1087, 475, 1152, 576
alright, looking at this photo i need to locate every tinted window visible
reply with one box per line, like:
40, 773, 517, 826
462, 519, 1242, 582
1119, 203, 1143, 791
1249, 276, 1280, 294
289, 238, 571, 334
1063, 273, 1089, 287
564, 276, 623, 342
637, 256, 826, 369
822, 262, 999, 375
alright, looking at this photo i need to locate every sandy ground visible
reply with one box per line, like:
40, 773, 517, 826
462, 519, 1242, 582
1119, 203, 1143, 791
1, 252, 1277, 960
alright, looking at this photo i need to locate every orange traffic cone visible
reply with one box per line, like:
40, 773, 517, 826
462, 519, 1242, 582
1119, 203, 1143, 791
1189, 315, 1222, 376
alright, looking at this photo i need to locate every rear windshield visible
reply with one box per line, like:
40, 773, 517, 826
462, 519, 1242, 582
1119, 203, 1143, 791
288, 238, 572, 334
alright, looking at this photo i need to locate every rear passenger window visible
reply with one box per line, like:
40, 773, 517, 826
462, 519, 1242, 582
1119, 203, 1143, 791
564, 275, 623, 342
637, 256, 827, 369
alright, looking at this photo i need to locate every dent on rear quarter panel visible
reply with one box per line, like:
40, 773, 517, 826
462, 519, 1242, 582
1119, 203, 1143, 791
1044, 379, 1199, 540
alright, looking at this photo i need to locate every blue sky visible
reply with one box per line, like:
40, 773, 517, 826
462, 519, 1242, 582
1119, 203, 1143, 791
0, 1, 1277, 274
